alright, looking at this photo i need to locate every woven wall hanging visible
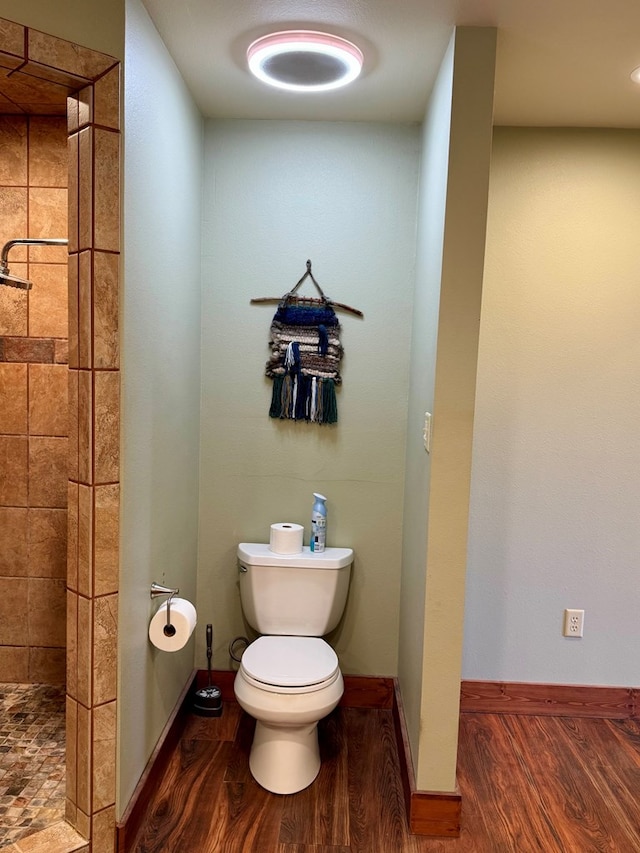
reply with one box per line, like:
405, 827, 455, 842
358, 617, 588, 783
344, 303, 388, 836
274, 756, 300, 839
251, 260, 363, 425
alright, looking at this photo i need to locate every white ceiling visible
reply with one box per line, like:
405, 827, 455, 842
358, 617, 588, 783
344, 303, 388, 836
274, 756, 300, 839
141, 0, 640, 127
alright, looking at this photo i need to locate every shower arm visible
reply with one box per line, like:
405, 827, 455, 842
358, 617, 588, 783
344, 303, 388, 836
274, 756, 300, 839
0, 237, 68, 272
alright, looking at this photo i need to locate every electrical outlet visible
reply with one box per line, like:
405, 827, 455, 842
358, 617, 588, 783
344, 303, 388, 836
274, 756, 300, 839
563, 609, 584, 638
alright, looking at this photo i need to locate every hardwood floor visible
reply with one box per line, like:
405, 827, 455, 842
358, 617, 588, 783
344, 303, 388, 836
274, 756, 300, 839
131, 705, 640, 852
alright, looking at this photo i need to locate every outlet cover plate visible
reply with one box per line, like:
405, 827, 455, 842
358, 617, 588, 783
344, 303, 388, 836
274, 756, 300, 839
563, 608, 584, 638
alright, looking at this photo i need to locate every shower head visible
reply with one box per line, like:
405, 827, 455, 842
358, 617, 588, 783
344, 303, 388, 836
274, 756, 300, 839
0, 237, 68, 291
0, 269, 32, 289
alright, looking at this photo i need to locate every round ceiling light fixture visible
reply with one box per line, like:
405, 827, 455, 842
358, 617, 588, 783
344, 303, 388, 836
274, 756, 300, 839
247, 30, 364, 93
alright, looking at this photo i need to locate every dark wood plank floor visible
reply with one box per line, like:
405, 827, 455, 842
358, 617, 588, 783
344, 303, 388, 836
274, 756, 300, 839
131, 705, 640, 853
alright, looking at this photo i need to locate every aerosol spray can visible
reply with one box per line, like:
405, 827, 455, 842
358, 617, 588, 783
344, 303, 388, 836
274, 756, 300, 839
310, 493, 327, 553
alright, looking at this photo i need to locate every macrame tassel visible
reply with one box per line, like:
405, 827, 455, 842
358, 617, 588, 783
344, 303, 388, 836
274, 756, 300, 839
269, 375, 337, 424
310, 377, 318, 421
321, 379, 338, 424
317, 324, 328, 356
284, 341, 301, 373
269, 375, 284, 418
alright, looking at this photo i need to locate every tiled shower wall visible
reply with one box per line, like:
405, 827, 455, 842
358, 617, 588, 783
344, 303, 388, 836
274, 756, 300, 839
1, 17, 121, 851
0, 114, 69, 685
66, 68, 121, 847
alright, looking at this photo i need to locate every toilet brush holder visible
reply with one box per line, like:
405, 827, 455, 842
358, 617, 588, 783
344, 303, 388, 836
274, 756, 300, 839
192, 623, 222, 717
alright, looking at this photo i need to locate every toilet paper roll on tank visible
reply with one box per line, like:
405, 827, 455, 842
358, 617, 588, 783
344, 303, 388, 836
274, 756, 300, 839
148, 597, 197, 652
269, 522, 304, 555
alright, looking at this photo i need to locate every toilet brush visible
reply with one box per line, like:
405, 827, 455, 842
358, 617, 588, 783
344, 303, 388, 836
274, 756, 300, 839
192, 623, 223, 717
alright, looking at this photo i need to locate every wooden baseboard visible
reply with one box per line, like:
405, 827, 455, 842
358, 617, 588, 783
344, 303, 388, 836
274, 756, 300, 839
391, 680, 461, 837
116, 670, 198, 853
460, 679, 636, 718
199, 669, 396, 709
341, 674, 395, 708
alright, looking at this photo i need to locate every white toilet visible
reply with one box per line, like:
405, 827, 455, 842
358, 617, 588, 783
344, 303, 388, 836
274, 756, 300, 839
233, 542, 353, 795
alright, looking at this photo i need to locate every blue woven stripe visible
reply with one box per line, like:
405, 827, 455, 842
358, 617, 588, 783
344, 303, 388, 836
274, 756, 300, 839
274, 304, 338, 327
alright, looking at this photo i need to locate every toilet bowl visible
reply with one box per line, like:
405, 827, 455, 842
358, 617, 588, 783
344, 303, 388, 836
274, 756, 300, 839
234, 635, 343, 794
234, 543, 353, 795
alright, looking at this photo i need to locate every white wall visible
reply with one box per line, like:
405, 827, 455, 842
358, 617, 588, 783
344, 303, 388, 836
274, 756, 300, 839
197, 119, 420, 676
398, 30, 454, 781
399, 28, 496, 792
118, 0, 203, 815
465, 127, 640, 687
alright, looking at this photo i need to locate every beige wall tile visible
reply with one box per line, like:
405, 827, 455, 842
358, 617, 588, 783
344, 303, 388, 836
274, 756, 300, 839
94, 371, 119, 484
28, 263, 68, 338
78, 250, 92, 368
0, 435, 27, 506
92, 701, 116, 811
93, 129, 119, 252
28, 436, 68, 508
0, 18, 25, 58
67, 482, 78, 591
68, 133, 79, 254
65, 798, 77, 830
78, 128, 92, 251
67, 94, 79, 135
28, 363, 69, 436
54, 339, 68, 363
0, 115, 27, 185
78, 85, 93, 129
91, 805, 115, 853
28, 576, 66, 646
0, 277, 27, 335
66, 589, 78, 699
28, 186, 68, 263
94, 66, 119, 130
27, 30, 115, 82
4, 68, 69, 113
76, 595, 91, 708
0, 577, 28, 644
28, 116, 67, 188
0, 507, 28, 576
94, 484, 118, 596
93, 251, 119, 369
0, 186, 27, 260
3, 336, 53, 363
76, 699, 91, 816
77, 484, 92, 598
72, 809, 90, 844
68, 253, 79, 366
0, 645, 28, 680
29, 646, 65, 682
77, 370, 92, 484
68, 370, 79, 482
28, 508, 66, 578
0, 362, 27, 434
93, 594, 117, 705
66, 696, 78, 805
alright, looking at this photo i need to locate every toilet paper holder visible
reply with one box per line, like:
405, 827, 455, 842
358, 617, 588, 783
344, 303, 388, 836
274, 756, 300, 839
150, 582, 180, 637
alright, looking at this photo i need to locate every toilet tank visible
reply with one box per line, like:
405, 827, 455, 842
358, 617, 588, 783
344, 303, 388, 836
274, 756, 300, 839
237, 543, 353, 636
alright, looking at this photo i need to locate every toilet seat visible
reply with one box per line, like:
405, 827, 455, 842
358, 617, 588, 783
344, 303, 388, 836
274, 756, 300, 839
240, 636, 340, 694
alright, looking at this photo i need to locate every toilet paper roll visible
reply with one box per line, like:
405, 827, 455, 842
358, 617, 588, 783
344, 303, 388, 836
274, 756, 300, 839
269, 522, 304, 555
148, 597, 197, 652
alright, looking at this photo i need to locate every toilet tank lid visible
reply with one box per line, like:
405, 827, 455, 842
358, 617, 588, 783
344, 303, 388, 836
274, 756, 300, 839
238, 543, 353, 568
